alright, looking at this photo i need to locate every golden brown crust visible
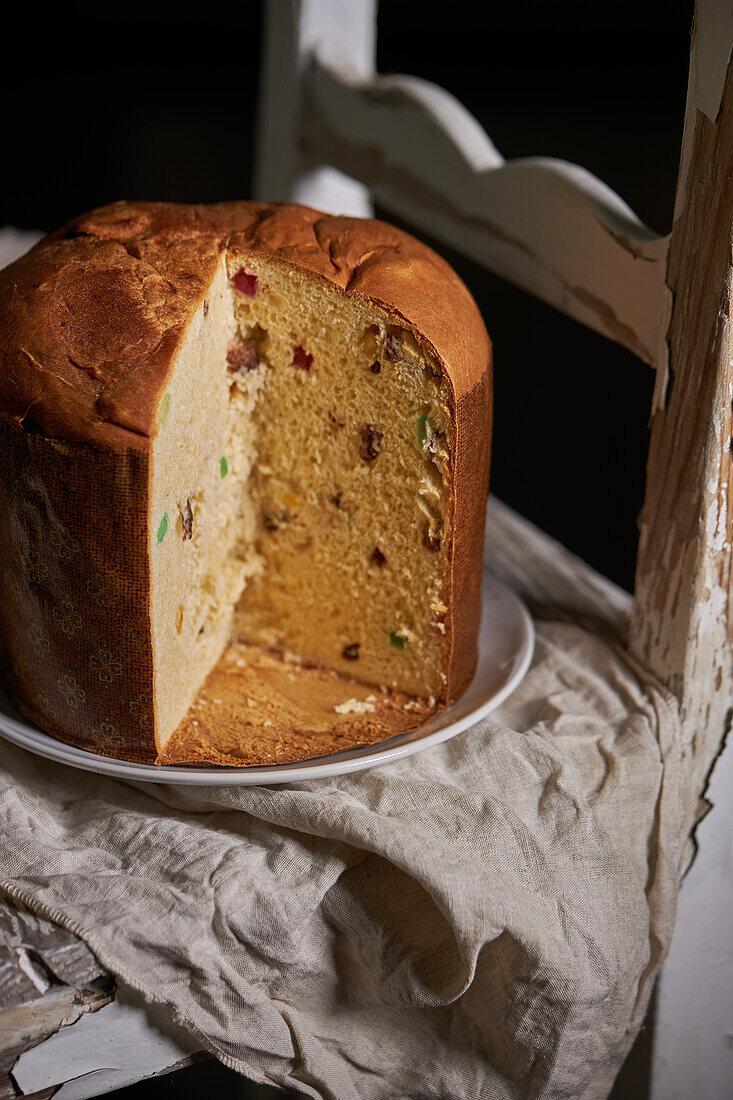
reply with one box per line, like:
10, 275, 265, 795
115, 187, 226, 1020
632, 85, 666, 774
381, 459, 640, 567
445, 367, 493, 702
0, 201, 489, 450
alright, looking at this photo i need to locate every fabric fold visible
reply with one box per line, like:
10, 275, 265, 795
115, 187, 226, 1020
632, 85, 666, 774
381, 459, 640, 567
0, 622, 684, 1099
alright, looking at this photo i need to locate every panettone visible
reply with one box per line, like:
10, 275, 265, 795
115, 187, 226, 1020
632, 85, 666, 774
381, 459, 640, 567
0, 201, 492, 765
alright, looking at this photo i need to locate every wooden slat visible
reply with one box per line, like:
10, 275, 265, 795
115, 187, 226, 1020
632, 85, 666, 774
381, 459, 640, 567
0, 899, 202, 1100
11, 994, 200, 1100
300, 53, 671, 372
0, 977, 115, 1100
650, 716, 733, 1098
0, 903, 104, 1010
0, 980, 114, 1067
255, 0, 376, 217
630, 55, 733, 828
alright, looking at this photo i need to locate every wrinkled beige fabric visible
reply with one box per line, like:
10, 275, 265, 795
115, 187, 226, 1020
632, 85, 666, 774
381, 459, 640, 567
0, 623, 683, 1100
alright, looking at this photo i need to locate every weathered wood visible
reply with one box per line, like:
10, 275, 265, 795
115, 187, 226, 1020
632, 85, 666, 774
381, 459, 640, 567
4, 8, 730, 1093
0, 897, 116, 1097
0, 1077, 53, 1100
0, 907, 201, 1100
0, 979, 114, 1072
11, 991, 200, 1100
255, 0, 375, 216
0, 902, 104, 1010
629, 49, 733, 829
0, 1073, 18, 1100
631, 6, 733, 1095
300, 52, 671, 372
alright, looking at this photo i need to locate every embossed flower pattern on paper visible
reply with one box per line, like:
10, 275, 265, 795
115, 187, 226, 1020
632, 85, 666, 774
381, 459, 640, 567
86, 573, 115, 610
91, 721, 123, 751
29, 623, 51, 658
53, 598, 82, 637
25, 548, 49, 585
49, 528, 81, 563
89, 648, 123, 683
57, 674, 85, 709
36, 691, 53, 713
129, 694, 153, 731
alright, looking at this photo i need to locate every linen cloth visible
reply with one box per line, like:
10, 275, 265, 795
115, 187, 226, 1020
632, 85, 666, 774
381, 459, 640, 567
0, 622, 684, 1100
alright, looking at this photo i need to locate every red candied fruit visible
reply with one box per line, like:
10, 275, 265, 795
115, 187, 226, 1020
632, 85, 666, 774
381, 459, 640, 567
293, 345, 313, 371
232, 268, 258, 297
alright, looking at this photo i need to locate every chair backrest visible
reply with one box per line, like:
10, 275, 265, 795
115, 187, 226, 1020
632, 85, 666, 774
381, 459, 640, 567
255, 0, 733, 822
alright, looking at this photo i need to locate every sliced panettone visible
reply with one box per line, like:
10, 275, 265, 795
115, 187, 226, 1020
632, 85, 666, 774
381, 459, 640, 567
0, 201, 492, 764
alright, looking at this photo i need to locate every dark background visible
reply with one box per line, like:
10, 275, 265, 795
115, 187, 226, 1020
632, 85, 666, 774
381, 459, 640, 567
2, 3, 693, 1095
2, 1, 693, 595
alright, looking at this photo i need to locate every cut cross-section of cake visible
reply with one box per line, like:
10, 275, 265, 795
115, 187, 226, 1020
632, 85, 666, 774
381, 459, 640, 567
0, 201, 492, 764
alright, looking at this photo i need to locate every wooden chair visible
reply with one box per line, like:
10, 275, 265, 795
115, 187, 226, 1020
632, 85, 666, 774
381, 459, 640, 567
255, 0, 732, 1094
0, 3, 729, 1096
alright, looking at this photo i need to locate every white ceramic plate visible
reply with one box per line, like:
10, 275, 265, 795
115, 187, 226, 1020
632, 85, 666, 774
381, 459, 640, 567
0, 571, 533, 785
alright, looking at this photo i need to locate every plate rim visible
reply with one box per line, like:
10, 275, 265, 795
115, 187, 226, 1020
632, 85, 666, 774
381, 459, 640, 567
0, 572, 534, 786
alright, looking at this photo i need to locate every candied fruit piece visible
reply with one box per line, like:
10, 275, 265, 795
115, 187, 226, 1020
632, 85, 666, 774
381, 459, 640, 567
385, 325, 422, 363
220, 456, 228, 478
389, 631, 407, 651
156, 512, 169, 545
232, 269, 258, 296
293, 345, 313, 371
417, 414, 429, 447
179, 499, 193, 541
384, 333, 402, 361
227, 345, 260, 374
360, 425, 383, 462
342, 643, 360, 660
158, 392, 171, 425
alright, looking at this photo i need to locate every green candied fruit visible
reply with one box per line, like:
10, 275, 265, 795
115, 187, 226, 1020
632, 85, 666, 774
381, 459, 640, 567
158, 392, 172, 425
220, 456, 229, 478
156, 512, 169, 545
389, 631, 407, 651
417, 413, 429, 448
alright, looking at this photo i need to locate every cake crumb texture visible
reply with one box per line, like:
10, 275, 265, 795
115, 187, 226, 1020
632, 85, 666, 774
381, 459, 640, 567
160, 644, 439, 766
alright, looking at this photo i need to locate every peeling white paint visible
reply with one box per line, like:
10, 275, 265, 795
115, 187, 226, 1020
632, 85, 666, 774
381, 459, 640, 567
15, 947, 51, 995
